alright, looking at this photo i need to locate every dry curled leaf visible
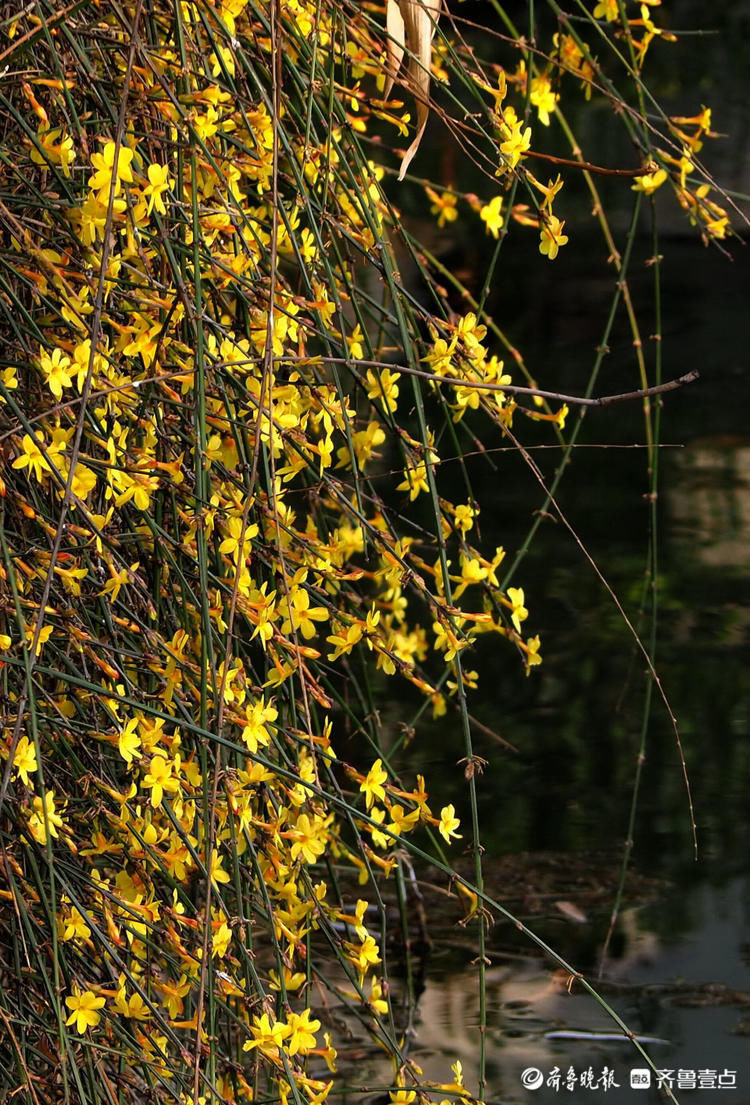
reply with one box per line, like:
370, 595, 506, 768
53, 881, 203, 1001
383, 0, 441, 180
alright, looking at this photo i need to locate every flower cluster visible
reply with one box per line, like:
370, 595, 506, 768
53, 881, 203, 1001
439, 12, 728, 256
0, 2, 539, 1102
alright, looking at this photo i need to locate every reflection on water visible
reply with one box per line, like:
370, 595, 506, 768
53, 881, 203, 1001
668, 439, 750, 571
331, 873, 750, 1102
399, 874, 750, 1103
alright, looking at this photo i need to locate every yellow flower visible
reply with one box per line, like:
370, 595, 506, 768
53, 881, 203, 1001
423, 335, 456, 374
142, 754, 177, 808
432, 692, 447, 718
25, 622, 53, 657
31, 127, 75, 176
13, 434, 51, 482
369, 977, 389, 1015
539, 214, 569, 260
524, 634, 543, 674
155, 972, 190, 1018
342, 323, 363, 362
242, 1012, 291, 1058
553, 403, 569, 430
456, 311, 487, 351
454, 502, 476, 533
387, 804, 420, 837
632, 168, 667, 195
530, 74, 559, 126
88, 140, 134, 202
530, 172, 564, 210
208, 848, 231, 887
287, 1008, 321, 1055
365, 368, 401, 414
326, 621, 363, 660
77, 192, 127, 245
39, 346, 72, 401
351, 933, 381, 979
480, 195, 504, 238
1, 364, 18, 394
279, 587, 329, 641
211, 42, 237, 78
65, 987, 105, 1033
426, 187, 459, 229
498, 108, 532, 170
218, 515, 259, 562
290, 812, 327, 865
369, 807, 390, 849
593, 0, 618, 20
438, 804, 462, 843
322, 1032, 338, 1073
56, 564, 88, 597
101, 561, 139, 604
60, 905, 91, 943
193, 105, 219, 142
142, 162, 173, 215
397, 459, 429, 501
240, 698, 278, 752
269, 967, 307, 992
116, 720, 141, 764
13, 736, 38, 786
432, 619, 467, 663
114, 973, 150, 1019
212, 918, 232, 958
453, 554, 489, 599
506, 586, 528, 633
360, 758, 387, 810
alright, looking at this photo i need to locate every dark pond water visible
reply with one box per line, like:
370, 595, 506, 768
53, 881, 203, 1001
336, 5, 750, 1101
363, 234, 750, 1104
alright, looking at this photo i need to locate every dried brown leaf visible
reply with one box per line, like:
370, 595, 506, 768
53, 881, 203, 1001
383, 0, 441, 180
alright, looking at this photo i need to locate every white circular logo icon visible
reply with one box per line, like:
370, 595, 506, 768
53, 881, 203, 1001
521, 1067, 544, 1090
